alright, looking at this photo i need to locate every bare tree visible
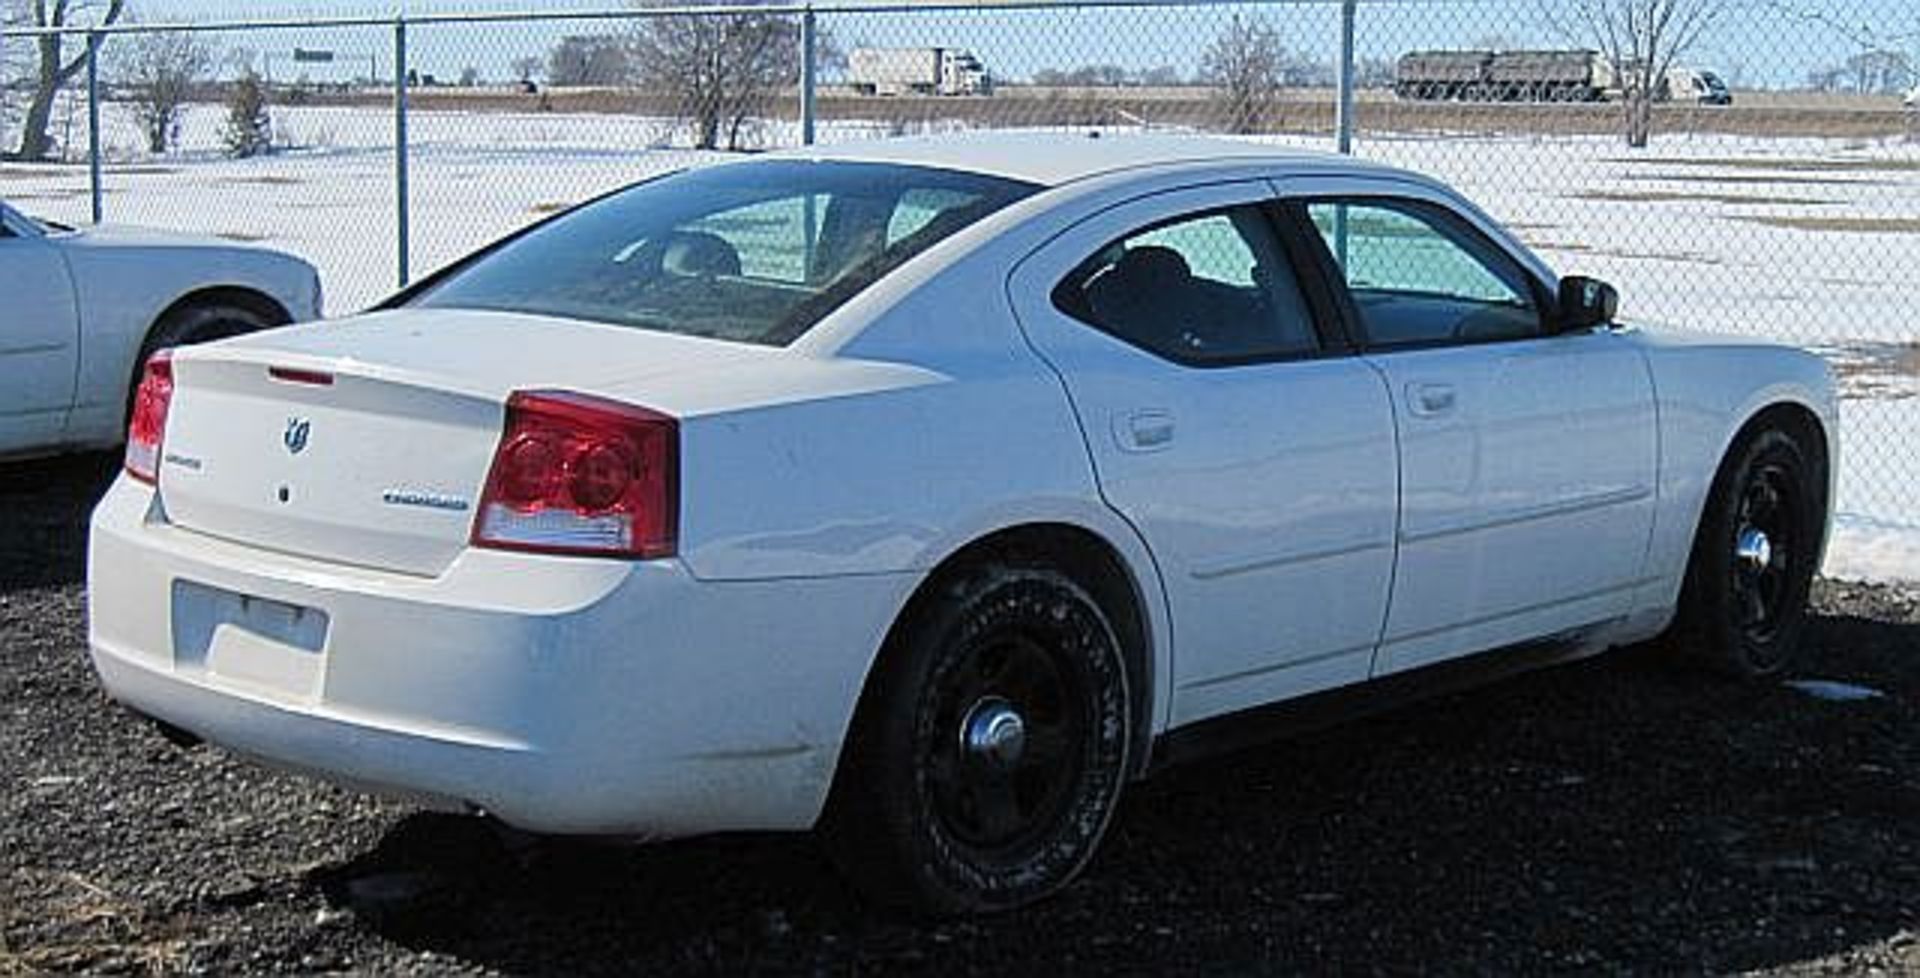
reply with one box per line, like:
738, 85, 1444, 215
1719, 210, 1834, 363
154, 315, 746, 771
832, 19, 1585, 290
1554, 0, 1722, 148
9, 0, 129, 160
116, 29, 210, 154
1356, 55, 1398, 90
628, 0, 800, 152
547, 34, 631, 87
1200, 14, 1285, 135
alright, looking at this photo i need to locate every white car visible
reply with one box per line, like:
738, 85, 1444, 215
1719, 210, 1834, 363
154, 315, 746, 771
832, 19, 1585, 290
0, 200, 321, 460
87, 133, 1835, 914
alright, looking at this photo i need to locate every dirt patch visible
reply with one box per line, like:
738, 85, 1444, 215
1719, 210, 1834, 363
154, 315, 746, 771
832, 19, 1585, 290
1622, 171, 1887, 188
1522, 239, 1724, 265
1608, 156, 1920, 175
1570, 189, 1840, 207
527, 201, 572, 215
1520, 239, 1594, 253
214, 231, 269, 243
0, 167, 74, 181
1735, 215, 1920, 234
0, 189, 86, 202
1820, 341, 1920, 401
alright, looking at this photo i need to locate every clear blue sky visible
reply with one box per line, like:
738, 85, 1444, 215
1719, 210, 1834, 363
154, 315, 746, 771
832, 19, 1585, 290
78, 0, 1920, 89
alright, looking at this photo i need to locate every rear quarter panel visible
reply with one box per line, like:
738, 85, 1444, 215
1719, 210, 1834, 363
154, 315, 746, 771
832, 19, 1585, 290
611, 240, 1176, 735
653, 275, 1152, 585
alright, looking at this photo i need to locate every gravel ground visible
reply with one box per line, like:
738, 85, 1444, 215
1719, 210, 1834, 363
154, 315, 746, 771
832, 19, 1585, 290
3, 453, 1918, 976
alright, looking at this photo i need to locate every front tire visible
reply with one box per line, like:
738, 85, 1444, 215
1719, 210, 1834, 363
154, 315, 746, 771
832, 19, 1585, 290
824, 563, 1132, 915
1669, 425, 1823, 678
139, 300, 275, 363
126, 299, 278, 427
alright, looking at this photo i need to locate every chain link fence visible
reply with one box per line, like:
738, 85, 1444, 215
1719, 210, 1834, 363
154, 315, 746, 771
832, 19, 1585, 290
3, 0, 1916, 540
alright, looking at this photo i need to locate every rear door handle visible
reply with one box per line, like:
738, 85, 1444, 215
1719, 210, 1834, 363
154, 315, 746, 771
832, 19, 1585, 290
1407, 382, 1457, 417
1114, 410, 1175, 452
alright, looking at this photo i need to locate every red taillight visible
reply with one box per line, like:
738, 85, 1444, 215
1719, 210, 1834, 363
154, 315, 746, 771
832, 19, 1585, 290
268, 366, 334, 386
472, 390, 678, 559
124, 350, 175, 484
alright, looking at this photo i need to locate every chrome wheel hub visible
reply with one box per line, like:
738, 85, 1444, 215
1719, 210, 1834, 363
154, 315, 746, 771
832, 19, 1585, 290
1735, 525, 1773, 572
961, 697, 1027, 769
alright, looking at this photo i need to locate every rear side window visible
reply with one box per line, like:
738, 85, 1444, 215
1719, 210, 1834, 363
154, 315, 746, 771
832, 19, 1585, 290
1305, 199, 1541, 348
411, 161, 1037, 346
1052, 205, 1321, 366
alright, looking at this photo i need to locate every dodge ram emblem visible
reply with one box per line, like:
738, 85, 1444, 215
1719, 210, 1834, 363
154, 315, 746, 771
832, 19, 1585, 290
283, 417, 311, 455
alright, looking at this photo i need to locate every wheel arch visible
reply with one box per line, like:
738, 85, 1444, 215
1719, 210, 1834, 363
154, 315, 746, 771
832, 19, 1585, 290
1713, 397, 1833, 554
1658, 393, 1834, 617
848, 520, 1168, 781
149, 285, 294, 339
119, 285, 295, 428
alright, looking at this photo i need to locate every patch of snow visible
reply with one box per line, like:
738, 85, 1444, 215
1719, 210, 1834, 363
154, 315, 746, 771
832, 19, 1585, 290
1823, 515, 1920, 585
1784, 679, 1887, 702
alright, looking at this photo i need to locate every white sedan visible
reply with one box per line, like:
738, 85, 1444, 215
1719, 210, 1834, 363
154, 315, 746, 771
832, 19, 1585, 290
0, 200, 320, 460
87, 133, 1834, 914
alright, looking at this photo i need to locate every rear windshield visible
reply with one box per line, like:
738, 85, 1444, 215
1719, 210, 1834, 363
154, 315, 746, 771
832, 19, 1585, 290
410, 160, 1038, 346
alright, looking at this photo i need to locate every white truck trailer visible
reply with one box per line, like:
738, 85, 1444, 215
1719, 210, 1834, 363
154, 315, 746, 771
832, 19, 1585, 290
847, 47, 991, 96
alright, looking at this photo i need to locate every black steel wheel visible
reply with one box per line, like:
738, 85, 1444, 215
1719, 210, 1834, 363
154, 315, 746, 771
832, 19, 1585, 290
824, 562, 1131, 915
1669, 424, 1824, 678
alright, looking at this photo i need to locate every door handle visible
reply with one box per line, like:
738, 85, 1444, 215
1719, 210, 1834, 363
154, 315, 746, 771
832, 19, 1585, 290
1407, 382, 1457, 417
1114, 410, 1175, 453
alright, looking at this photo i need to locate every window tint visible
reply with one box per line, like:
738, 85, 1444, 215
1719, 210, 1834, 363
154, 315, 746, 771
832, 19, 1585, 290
685, 194, 827, 284
1053, 205, 1320, 365
1307, 199, 1540, 348
412, 161, 1037, 346
887, 187, 979, 246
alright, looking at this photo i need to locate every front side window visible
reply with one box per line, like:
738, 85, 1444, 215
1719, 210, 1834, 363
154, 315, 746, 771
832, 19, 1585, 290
1052, 205, 1321, 365
1306, 199, 1541, 348
412, 161, 1037, 346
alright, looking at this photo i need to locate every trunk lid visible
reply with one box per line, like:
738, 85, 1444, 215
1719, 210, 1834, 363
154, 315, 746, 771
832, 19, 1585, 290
157, 309, 769, 576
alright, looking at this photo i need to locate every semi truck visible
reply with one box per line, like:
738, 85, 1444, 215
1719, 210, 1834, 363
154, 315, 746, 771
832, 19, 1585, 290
1395, 49, 1615, 102
847, 47, 991, 97
1394, 49, 1731, 104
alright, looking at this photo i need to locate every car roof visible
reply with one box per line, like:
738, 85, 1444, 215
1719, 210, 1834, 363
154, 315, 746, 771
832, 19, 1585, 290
779, 130, 1408, 188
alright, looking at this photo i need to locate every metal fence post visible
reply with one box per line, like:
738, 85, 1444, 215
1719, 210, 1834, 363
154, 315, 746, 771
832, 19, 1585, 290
1335, 0, 1356, 154
87, 30, 103, 224
394, 17, 411, 288
800, 3, 817, 146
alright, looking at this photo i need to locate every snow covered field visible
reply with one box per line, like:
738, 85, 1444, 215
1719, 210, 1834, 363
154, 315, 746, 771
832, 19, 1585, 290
4, 102, 1915, 580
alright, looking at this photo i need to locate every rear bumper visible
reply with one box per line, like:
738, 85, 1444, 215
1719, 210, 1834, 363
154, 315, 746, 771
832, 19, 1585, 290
87, 476, 913, 836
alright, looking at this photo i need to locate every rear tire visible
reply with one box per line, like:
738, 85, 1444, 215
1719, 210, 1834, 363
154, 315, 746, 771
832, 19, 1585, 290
1667, 425, 1823, 679
823, 562, 1131, 915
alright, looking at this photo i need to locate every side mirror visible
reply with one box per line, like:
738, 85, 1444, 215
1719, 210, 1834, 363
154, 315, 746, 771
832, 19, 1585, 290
1555, 275, 1619, 333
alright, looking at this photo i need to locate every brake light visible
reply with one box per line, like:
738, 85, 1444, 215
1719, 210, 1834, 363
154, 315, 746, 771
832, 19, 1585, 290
268, 365, 334, 386
125, 350, 174, 484
472, 390, 678, 558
